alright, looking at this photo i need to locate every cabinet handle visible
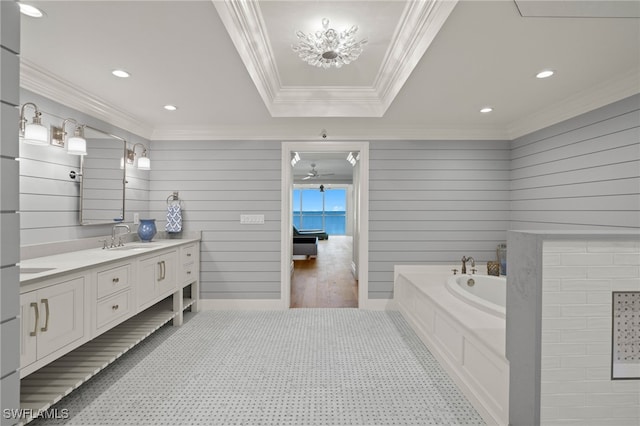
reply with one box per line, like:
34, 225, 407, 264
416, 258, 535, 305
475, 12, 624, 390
157, 261, 163, 281
161, 260, 166, 280
30, 302, 39, 337
112, 304, 119, 310
112, 277, 120, 283
40, 298, 50, 332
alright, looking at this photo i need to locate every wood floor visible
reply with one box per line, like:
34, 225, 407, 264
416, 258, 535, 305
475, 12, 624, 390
291, 235, 358, 308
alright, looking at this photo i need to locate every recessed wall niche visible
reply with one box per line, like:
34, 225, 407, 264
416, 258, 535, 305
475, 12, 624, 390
612, 291, 640, 380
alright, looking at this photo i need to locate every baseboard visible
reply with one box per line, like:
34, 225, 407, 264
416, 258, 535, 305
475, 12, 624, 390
361, 298, 396, 311
199, 299, 286, 310
199, 298, 395, 311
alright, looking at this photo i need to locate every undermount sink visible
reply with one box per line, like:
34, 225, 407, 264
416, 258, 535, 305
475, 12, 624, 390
20, 267, 56, 274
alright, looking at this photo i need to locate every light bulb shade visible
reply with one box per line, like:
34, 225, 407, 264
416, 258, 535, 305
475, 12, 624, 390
137, 156, 151, 170
23, 123, 49, 145
67, 136, 87, 155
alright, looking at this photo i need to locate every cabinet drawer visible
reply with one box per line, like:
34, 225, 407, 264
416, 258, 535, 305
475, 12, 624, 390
96, 290, 131, 330
181, 244, 197, 264
97, 264, 131, 299
181, 262, 196, 284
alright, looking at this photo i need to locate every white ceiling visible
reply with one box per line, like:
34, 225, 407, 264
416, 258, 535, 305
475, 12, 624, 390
19, 0, 640, 143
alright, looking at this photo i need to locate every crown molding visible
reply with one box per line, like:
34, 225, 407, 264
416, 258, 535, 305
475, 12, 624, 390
375, 0, 458, 112
19, 59, 153, 139
506, 69, 640, 139
214, 0, 457, 118
150, 123, 508, 141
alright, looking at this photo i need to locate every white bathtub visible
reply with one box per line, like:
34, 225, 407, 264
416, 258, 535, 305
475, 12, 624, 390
446, 274, 506, 318
394, 265, 509, 426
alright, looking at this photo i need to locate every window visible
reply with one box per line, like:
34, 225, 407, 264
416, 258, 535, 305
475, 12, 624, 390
293, 188, 347, 235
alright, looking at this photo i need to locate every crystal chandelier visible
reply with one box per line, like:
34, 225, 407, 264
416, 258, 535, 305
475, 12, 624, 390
292, 18, 367, 69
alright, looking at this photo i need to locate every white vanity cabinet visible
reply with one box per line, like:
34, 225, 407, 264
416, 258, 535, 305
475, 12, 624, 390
179, 243, 198, 286
19, 238, 200, 423
94, 263, 133, 334
137, 249, 177, 310
20, 275, 86, 371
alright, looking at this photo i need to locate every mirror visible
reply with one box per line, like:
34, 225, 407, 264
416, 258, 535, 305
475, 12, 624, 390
79, 126, 127, 225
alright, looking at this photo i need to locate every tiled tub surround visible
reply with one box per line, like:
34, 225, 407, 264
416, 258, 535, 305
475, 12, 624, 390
394, 265, 509, 426
17, 236, 200, 423
506, 231, 640, 426
541, 239, 640, 425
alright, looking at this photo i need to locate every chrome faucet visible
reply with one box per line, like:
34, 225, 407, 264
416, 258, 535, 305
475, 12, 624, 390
461, 256, 475, 274
111, 224, 131, 247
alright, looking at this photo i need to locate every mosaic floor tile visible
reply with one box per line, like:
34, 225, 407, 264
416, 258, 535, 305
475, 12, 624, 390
30, 309, 484, 426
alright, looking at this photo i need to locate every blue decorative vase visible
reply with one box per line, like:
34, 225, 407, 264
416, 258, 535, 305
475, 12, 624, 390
137, 219, 157, 242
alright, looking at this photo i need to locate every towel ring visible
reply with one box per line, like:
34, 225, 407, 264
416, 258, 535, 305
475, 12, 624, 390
166, 192, 182, 207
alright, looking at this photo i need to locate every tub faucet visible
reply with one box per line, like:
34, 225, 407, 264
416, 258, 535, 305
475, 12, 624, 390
111, 224, 130, 247
461, 256, 475, 274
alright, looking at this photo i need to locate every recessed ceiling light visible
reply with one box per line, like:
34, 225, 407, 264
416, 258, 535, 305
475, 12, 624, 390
164, 105, 178, 111
480, 107, 493, 113
536, 69, 554, 79
18, 3, 44, 18
112, 69, 130, 78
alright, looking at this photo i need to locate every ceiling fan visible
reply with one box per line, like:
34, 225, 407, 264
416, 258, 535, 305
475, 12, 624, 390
302, 163, 334, 180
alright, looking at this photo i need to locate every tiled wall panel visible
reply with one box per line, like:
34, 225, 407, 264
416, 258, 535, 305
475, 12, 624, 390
541, 240, 640, 425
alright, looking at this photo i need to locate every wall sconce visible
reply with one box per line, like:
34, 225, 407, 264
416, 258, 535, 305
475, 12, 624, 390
52, 118, 87, 155
124, 143, 151, 170
19, 102, 49, 145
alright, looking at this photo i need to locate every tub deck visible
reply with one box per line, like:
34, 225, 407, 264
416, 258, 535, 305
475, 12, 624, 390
394, 265, 509, 426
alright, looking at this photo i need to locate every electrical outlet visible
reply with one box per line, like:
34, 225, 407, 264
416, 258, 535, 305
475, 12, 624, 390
133, 213, 140, 224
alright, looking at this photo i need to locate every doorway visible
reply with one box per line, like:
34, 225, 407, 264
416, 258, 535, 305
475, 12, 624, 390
281, 142, 369, 309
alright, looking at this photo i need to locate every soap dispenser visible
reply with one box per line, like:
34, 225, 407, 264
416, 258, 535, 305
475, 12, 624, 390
497, 243, 507, 275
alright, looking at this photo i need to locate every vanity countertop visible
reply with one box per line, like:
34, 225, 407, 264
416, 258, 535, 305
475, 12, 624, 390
19, 238, 200, 286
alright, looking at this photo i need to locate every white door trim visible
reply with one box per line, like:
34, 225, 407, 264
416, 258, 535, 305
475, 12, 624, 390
281, 141, 369, 309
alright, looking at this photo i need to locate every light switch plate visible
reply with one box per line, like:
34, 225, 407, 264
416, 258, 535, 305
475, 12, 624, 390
240, 214, 265, 224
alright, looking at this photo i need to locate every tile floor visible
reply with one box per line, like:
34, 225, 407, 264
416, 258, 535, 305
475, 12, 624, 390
30, 309, 484, 426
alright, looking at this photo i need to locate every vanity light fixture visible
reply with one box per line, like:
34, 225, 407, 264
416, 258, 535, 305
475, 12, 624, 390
67, 125, 88, 156
126, 143, 151, 170
18, 2, 44, 18
53, 118, 87, 155
19, 102, 49, 145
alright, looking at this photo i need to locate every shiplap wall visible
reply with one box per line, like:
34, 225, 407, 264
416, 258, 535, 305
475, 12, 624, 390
149, 140, 282, 300
511, 94, 640, 230
150, 139, 511, 301
368, 140, 511, 299
18, 90, 150, 245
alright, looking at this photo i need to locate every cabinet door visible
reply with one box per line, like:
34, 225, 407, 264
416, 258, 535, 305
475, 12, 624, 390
157, 251, 177, 297
35, 277, 85, 359
19, 291, 38, 368
138, 256, 159, 308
